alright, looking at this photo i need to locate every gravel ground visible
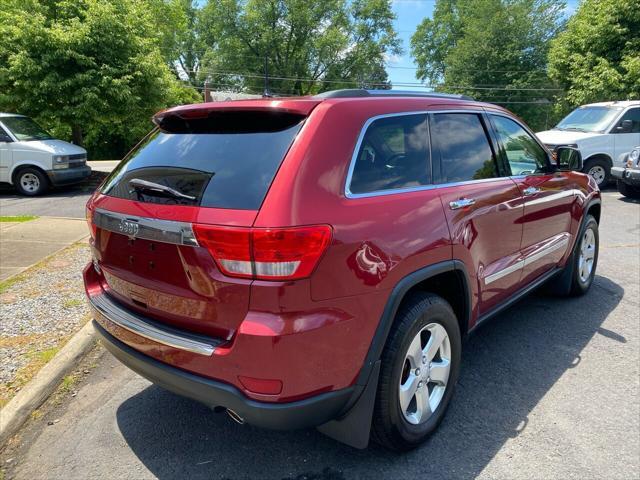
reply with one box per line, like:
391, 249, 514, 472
0, 243, 91, 402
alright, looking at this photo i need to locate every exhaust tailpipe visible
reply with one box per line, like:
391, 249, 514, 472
226, 409, 245, 425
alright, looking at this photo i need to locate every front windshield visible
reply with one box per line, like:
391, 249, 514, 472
1, 116, 53, 141
555, 106, 622, 133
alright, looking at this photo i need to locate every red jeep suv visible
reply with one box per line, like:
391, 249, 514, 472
84, 90, 601, 451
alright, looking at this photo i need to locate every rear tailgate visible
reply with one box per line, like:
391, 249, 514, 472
87, 104, 316, 339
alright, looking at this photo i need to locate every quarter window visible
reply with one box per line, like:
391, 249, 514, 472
349, 114, 430, 195
431, 113, 497, 183
491, 115, 548, 175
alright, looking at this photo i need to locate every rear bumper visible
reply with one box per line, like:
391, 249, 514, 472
612, 167, 640, 185
93, 319, 353, 429
46, 165, 91, 186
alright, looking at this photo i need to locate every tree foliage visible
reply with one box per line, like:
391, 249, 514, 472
548, 0, 640, 110
410, 0, 566, 130
0, 0, 199, 158
197, 0, 401, 95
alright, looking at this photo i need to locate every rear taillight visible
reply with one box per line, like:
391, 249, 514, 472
85, 204, 97, 240
193, 224, 332, 281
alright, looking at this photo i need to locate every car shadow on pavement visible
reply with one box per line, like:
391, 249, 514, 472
116, 275, 623, 480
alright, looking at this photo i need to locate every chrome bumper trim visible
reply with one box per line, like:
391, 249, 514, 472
89, 292, 219, 356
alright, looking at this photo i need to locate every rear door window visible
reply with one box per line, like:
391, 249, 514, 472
431, 113, 498, 183
101, 112, 304, 210
348, 114, 430, 195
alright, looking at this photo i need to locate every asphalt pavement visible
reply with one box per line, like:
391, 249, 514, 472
1, 191, 639, 480
0, 161, 117, 219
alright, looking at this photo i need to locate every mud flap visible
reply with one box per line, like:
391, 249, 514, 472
316, 360, 381, 449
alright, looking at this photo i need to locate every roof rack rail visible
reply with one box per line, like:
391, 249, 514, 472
314, 89, 474, 101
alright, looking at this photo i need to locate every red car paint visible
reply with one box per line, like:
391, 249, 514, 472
84, 93, 600, 406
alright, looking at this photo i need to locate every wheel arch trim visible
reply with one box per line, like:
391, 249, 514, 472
355, 260, 471, 386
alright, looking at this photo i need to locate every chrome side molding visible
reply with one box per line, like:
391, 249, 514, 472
484, 234, 570, 285
89, 292, 221, 356
93, 208, 199, 247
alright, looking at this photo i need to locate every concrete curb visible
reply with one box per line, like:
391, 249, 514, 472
0, 321, 96, 445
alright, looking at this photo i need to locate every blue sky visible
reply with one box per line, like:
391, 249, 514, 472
388, 0, 581, 89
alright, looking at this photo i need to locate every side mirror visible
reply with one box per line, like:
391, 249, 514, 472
0, 132, 12, 143
555, 146, 583, 171
615, 119, 633, 133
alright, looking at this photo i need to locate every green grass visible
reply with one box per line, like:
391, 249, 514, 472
33, 346, 61, 363
0, 274, 26, 294
62, 298, 84, 309
59, 374, 77, 393
0, 215, 38, 222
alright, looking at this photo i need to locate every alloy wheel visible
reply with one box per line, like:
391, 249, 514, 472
578, 228, 596, 283
399, 323, 451, 425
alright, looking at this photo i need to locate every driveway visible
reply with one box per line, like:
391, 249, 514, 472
2, 192, 639, 480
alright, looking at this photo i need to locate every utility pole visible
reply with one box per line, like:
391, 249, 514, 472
263, 55, 271, 97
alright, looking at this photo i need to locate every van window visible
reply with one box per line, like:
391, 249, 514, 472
614, 108, 640, 133
491, 115, 548, 175
101, 118, 303, 210
431, 113, 497, 183
349, 114, 430, 195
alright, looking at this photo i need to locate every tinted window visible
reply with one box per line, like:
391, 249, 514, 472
349, 114, 430, 194
431, 113, 497, 183
491, 115, 548, 175
614, 108, 640, 133
102, 122, 302, 210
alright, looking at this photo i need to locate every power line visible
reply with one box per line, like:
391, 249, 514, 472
180, 69, 562, 91
164, 48, 552, 76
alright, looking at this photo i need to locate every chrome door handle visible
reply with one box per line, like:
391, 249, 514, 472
449, 198, 476, 210
523, 186, 540, 196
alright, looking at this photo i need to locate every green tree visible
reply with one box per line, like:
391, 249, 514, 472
0, 0, 199, 157
197, 0, 401, 95
410, 0, 566, 130
148, 0, 207, 83
548, 0, 640, 111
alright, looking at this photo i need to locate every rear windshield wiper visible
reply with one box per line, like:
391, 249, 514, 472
129, 178, 197, 202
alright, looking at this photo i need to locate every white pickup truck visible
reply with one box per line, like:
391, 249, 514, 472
537, 101, 640, 187
0, 113, 91, 195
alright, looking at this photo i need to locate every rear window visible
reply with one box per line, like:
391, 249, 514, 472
101, 112, 304, 210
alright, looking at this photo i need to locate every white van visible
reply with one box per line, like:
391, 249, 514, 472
0, 113, 91, 195
536, 101, 640, 187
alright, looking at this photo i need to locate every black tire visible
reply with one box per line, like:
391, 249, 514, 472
566, 215, 599, 296
371, 292, 461, 451
617, 180, 640, 199
583, 158, 610, 188
14, 167, 49, 196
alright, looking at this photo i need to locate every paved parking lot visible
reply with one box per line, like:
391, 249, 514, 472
1, 191, 639, 480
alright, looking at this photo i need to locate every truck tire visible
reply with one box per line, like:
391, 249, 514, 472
617, 180, 640, 199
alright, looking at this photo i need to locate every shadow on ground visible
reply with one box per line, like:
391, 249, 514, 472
115, 275, 623, 480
